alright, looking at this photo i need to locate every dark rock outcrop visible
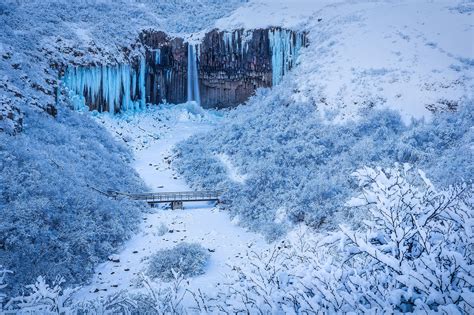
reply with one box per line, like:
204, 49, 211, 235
198, 29, 273, 108
140, 31, 188, 105
0, 97, 23, 135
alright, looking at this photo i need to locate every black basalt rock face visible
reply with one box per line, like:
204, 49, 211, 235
198, 29, 273, 109
140, 28, 299, 109
140, 30, 188, 105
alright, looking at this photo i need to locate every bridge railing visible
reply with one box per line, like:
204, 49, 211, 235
124, 190, 222, 203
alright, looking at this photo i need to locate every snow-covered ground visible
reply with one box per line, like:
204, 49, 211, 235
216, 153, 248, 184
74, 104, 265, 301
216, 0, 474, 122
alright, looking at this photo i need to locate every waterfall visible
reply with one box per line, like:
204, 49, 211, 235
187, 44, 201, 106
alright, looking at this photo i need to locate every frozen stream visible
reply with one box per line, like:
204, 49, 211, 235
74, 105, 265, 301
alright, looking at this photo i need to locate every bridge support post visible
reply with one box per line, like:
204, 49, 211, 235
171, 201, 183, 210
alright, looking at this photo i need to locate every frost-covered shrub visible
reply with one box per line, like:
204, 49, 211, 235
156, 222, 169, 237
197, 166, 473, 313
2, 273, 190, 314
3, 276, 77, 314
175, 84, 473, 237
400, 102, 473, 185
0, 107, 146, 295
128, 274, 189, 314
0, 266, 11, 308
1, 275, 139, 314
147, 243, 210, 281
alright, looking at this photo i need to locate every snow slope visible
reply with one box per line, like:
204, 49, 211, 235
216, 0, 474, 122
215, 0, 331, 30
74, 105, 265, 301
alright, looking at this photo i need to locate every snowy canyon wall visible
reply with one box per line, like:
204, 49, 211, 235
62, 28, 306, 112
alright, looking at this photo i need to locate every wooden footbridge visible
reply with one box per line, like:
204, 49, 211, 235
107, 190, 222, 209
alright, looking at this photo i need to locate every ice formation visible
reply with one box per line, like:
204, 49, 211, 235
62, 29, 304, 113
269, 29, 305, 85
62, 57, 147, 113
187, 44, 201, 106
223, 32, 234, 54
139, 58, 146, 109
223, 30, 251, 57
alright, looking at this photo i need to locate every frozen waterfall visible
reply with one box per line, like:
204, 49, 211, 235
62, 57, 147, 113
62, 28, 305, 113
269, 29, 305, 85
187, 44, 201, 106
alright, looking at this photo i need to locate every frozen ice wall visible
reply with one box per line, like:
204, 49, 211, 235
269, 29, 305, 85
62, 58, 147, 113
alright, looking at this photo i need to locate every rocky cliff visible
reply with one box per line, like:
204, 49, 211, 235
62, 28, 307, 112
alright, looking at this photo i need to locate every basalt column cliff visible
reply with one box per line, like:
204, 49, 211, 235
62, 28, 307, 112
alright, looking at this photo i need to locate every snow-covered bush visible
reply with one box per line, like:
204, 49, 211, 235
128, 274, 189, 314
1, 275, 140, 314
3, 276, 77, 314
147, 243, 210, 281
175, 85, 473, 237
0, 266, 11, 309
197, 166, 473, 313
156, 222, 169, 237
1, 273, 190, 314
73, 297, 131, 314
0, 107, 146, 295
336, 165, 473, 313
399, 102, 473, 186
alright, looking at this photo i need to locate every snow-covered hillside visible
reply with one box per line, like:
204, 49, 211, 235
216, 0, 474, 121
1, 0, 472, 313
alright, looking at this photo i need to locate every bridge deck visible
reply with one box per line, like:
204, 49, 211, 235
126, 191, 221, 204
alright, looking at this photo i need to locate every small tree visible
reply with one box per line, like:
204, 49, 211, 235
339, 164, 473, 312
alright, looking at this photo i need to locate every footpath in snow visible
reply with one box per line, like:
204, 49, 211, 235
74, 104, 265, 300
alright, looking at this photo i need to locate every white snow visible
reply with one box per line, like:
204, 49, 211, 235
74, 105, 265, 301
215, 0, 330, 30
217, 153, 247, 184
215, 0, 474, 122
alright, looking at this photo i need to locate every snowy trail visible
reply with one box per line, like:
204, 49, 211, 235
74, 107, 265, 300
